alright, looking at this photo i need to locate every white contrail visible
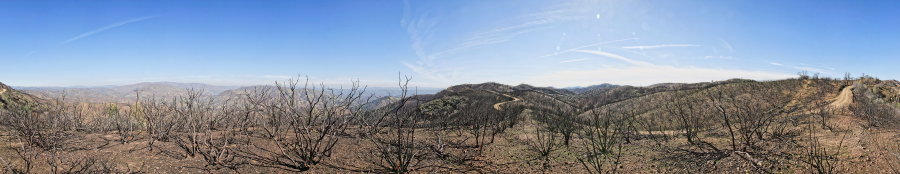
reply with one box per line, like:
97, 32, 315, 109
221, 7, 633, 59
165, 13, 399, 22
559, 58, 589, 63
575, 50, 654, 67
793, 66, 831, 74
60, 16, 157, 45
542, 37, 638, 57
621, 44, 698, 50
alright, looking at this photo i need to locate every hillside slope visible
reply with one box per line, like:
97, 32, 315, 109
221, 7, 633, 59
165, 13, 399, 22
0, 82, 39, 109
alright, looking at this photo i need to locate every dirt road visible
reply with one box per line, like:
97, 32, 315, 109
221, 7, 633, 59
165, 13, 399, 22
829, 85, 854, 109
492, 92, 521, 110
824, 84, 900, 173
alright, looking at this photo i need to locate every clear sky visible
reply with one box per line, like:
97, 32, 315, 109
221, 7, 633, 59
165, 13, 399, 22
2, 0, 898, 88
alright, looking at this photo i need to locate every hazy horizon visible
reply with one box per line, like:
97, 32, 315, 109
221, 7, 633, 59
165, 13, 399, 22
9, 80, 449, 90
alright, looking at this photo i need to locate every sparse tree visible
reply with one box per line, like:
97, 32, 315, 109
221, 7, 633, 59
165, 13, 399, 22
244, 76, 369, 172
798, 124, 845, 174
365, 75, 429, 173
528, 110, 561, 172
577, 108, 629, 174
664, 91, 704, 144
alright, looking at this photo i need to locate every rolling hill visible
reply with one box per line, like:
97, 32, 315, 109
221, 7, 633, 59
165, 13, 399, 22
2, 77, 899, 173
18, 82, 441, 104
0, 82, 39, 109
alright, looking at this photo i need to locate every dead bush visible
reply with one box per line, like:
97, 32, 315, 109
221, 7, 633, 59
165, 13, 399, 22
243, 77, 369, 172
577, 108, 630, 174
364, 76, 429, 173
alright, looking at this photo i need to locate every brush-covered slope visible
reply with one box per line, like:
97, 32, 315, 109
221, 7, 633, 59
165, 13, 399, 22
0, 82, 40, 110
404, 78, 855, 128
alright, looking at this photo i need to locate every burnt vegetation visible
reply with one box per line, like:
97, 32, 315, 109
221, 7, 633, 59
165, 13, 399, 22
0, 73, 899, 173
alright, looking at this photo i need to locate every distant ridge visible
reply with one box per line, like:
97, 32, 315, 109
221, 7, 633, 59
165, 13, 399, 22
20, 82, 241, 103
20, 82, 442, 104
564, 83, 621, 94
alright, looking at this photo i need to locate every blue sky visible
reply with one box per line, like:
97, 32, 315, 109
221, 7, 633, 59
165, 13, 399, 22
1, 0, 898, 88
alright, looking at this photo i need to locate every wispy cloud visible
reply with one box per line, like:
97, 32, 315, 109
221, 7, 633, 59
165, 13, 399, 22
433, 25, 550, 58
528, 50, 794, 87
427, 4, 577, 59
770, 62, 784, 66
400, 1, 588, 83
793, 66, 831, 74
574, 50, 654, 66
527, 66, 795, 87
718, 39, 734, 53
560, 58, 589, 63
60, 16, 157, 45
400, 0, 438, 65
704, 55, 736, 60
542, 37, 638, 57
621, 44, 699, 50
401, 62, 449, 84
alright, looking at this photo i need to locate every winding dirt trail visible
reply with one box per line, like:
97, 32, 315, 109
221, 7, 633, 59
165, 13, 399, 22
822, 85, 900, 173
829, 85, 854, 109
492, 92, 522, 110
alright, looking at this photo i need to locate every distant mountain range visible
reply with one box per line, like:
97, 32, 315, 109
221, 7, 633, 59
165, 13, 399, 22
563, 83, 621, 94
17, 82, 442, 104
17, 82, 238, 103
15, 80, 770, 105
